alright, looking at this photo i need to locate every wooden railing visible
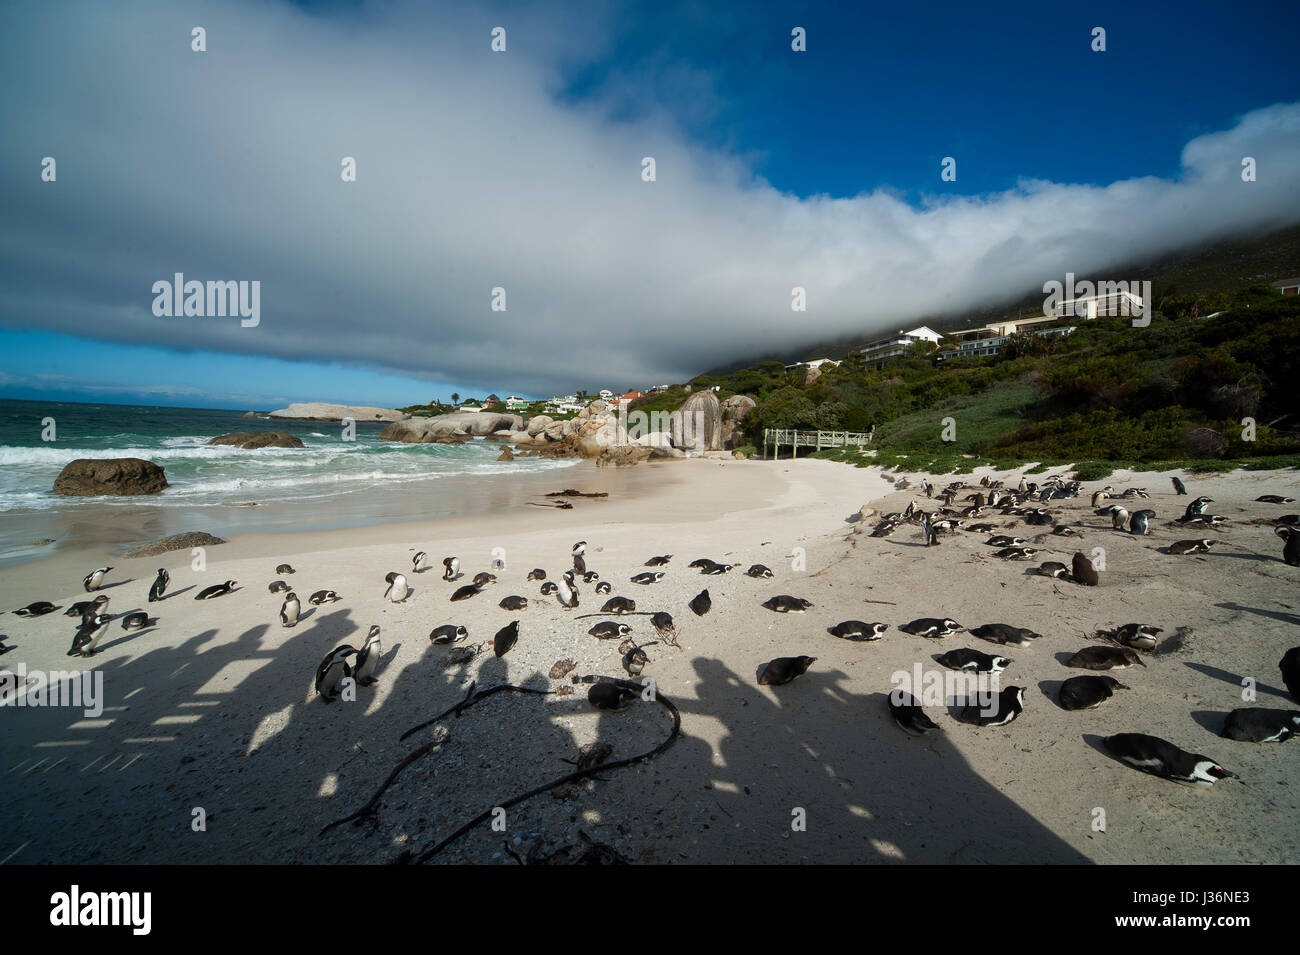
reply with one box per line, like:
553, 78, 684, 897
762, 428, 872, 459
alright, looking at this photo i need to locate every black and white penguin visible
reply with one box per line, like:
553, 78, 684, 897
1066, 646, 1145, 670
630, 572, 663, 585
1071, 552, 1099, 586
556, 571, 579, 609
1128, 511, 1152, 535
1180, 514, 1228, 529
1168, 539, 1217, 555
644, 555, 672, 566
1171, 476, 1187, 495
985, 536, 1026, 548
66, 595, 110, 621
581, 571, 600, 583
1278, 647, 1300, 702
888, 691, 940, 735
1104, 733, 1236, 785
934, 648, 1011, 673
689, 589, 711, 616
762, 595, 813, 613
587, 680, 638, 710
622, 644, 650, 677
383, 572, 409, 602
687, 558, 714, 568
195, 581, 238, 599
1221, 707, 1300, 743
901, 618, 963, 638
315, 645, 356, 703
828, 620, 888, 642
594, 580, 612, 595
744, 564, 774, 579
1109, 623, 1162, 651
955, 685, 1025, 727
492, 620, 520, 657
602, 595, 636, 614
589, 621, 632, 639
67, 613, 112, 657
148, 568, 169, 602
992, 546, 1037, 560
1051, 524, 1079, 537
308, 590, 340, 605
1180, 496, 1213, 521
1058, 675, 1126, 710
650, 611, 676, 641
1275, 526, 1300, 566
572, 541, 587, 575
1257, 494, 1296, 504
276, 563, 295, 575
353, 626, 382, 686
279, 592, 301, 628
1036, 561, 1071, 579
540, 581, 559, 596
412, 552, 427, 573
442, 557, 460, 581
1109, 506, 1130, 531
969, 623, 1040, 647
526, 568, 547, 581
473, 572, 497, 588
757, 655, 816, 686
119, 611, 151, 631
499, 595, 528, 610
14, 601, 58, 617
450, 582, 481, 602
429, 624, 468, 645
82, 566, 113, 592
269, 580, 289, 594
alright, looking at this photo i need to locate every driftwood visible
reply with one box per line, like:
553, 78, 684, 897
547, 489, 609, 498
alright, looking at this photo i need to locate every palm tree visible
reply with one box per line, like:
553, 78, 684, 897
450, 392, 460, 407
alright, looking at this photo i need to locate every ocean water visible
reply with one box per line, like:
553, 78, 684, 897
0, 399, 579, 563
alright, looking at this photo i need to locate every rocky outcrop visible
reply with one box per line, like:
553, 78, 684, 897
497, 445, 514, 461
721, 395, 756, 449
53, 458, 169, 497
525, 414, 554, 436
207, 432, 305, 449
670, 390, 723, 451
597, 446, 653, 467
268, 402, 408, 422
380, 412, 524, 443
122, 530, 226, 558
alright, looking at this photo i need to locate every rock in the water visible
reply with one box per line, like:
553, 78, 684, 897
380, 412, 523, 442
53, 458, 169, 497
207, 432, 305, 449
268, 402, 407, 422
497, 445, 514, 461
122, 531, 226, 558
670, 390, 723, 451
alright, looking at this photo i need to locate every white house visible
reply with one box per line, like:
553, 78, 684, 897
859, 326, 943, 364
1273, 277, 1300, 296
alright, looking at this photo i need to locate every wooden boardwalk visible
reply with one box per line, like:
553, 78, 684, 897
763, 428, 872, 459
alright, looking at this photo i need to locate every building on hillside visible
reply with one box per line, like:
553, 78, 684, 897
459, 401, 483, 412
647, 384, 670, 394
945, 324, 1077, 360
859, 326, 943, 364
784, 358, 840, 371
597, 389, 614, 399
606, 391, 644, 410
503, 395, 529, 409
1046, 288, 1145, 320
1273, 277, 1300, 296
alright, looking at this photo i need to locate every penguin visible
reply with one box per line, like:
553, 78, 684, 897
442, 557, 460, 581
429, 624, 468, 645
870, 520, 900, 538
602, 596, 636, 614
1128, 511, 1152, 535
540, 581, 559, 596
119, 611, 151, 631
499, 595, 528, 610
757, 655, 816, 686
828, 621, 888, 642
966, 523, 997, 533
1024, 509, 1053, 526
650, 611, 677, 642
589, 621, 632, 639
555, 571, 579, 609
1066, 646, 1145, 670
276, 563, 295, 575
1180, 496, 1213, 521
594, 581, 612, 595
383, 572, 409, 602
1279, 647, 1300, 702
1277, 515, 1300, 526
1071, 552, 1099, 586
1110, 507, 1130, 531
581, 571, 600, 583
901, 618, 962, 638
1058, 675, 1126, 710
888, 691, 940, 736
1171, 476, 1187, 495
955, 685, 1025, 727
412, 552, 427, 573
1108, 623, 1162, 651
279, 592, 301, 628
622, 643, 650, 677
526, 568, 547, 581
82, 566, 113, 592
1221, 707, 1300, 742
644, 555, 672, 566
1104, 733, 1236, 786
66, 595, 110, 621
147, 568, 169, 602
687, 558, 715, 568
934, 648, 1010, 673
985, 536, 1027, 547
1180, 514, 1228, 529
13, 601, 58, 617
195, 581, 238, 599
762, 595, 813, 613
970, 623, 1040, 647
67, 613, 112, 657
572, 541, 587, 575
450, 582, 481, 602
1257, 494, 1296, 504
1036, 561, 1071, 579
315, 645, 356, 703
920, 513, 939, 547
308, 590, 341, 605
269, 580, 289, 594
492, 620, 520, 658
689, 589, 711, 616
1168, 539, 1217, 555
992, 546, 1037, 560
697, 560, 734, 576
1090, 490, 1109, 508
744, 564, 774, 578
473, 572, 497, 587
587, 680, 638, 710
352, 626, 382, 686
1051, 524, 1079, 537
1275, 526, 1300, 566
630, 572, 663, 585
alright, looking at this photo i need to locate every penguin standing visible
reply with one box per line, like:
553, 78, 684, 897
1071, 552, 1099, 586
1171, 476, 1187, 495
279, 592, 301, 628
412, 552, 427, 573
383, 572, 408, 603
315, 645, 357, 703
555, 571, 579, 609
148, 568, 169, 602
68, 613, 112, 657
442, 557, 459, 581
572, 541, 587, 575
1104, 733, 1236, 785
493, 620, 520, 657
353, 626, 382, 685
1110, 506, 1130, 531
1279, 647, 1300, 702
690, 589, 711, 616
1275, 526, 1300, 566
82, 566, 113, 592
1128, 510, 1153, 536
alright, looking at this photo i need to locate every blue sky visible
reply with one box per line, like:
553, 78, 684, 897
1, 0, 1298, 410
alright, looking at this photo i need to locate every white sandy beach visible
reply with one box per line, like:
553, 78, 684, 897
1, 457, 1298, 864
